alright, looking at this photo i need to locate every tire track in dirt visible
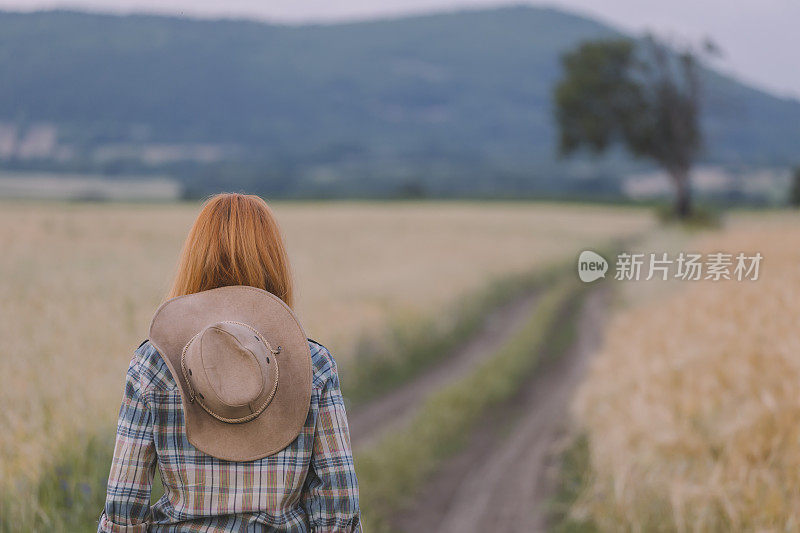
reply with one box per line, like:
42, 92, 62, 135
348, 288, 543, 449
391, 286, 609, 533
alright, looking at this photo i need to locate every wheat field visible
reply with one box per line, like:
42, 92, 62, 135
0, 200, 651, 496
573, 213, 800, 531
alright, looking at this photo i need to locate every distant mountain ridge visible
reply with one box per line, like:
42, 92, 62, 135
0, 6, 798, 197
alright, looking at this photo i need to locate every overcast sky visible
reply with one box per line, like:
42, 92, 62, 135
1, 0, 797, 99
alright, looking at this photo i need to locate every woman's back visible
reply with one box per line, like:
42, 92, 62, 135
100, 339, 360, 532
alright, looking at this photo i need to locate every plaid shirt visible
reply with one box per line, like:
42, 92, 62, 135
98, 339, 361, 532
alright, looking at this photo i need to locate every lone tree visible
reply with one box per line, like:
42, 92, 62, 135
554, 36, 705, 218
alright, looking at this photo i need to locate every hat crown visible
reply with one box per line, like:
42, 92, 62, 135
199, 323, 265, 406
183, 321, 278, 423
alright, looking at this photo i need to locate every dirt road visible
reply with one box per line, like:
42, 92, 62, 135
391, 287, 609, 533
348, 288, 542, 448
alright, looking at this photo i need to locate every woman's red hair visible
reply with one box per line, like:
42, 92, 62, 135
168, 193, 294, 307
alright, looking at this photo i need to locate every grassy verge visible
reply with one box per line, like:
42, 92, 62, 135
341, 263, 565, 406
355, 278, 584, 532
548, 434, 598, 533
1, 431, 113, 532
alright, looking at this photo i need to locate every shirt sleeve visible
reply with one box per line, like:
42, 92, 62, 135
98, 357, 156, 533
302, 356, 362, 532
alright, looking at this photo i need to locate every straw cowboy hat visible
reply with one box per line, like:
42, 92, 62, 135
149, 286, 312, 461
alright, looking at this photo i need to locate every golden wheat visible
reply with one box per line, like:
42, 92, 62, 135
0, 200, 651, 494
573, 214, 800, 531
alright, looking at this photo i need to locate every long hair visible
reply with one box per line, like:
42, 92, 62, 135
168, 193, 294, 307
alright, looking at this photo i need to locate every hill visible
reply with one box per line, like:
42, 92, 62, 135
0, 6, 798, 197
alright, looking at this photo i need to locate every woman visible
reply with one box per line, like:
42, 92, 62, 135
98, 193, 361, 532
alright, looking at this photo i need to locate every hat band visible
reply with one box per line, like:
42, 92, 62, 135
180, 321, 281, 424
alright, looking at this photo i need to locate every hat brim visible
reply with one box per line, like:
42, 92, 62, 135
149, 285, 312, 461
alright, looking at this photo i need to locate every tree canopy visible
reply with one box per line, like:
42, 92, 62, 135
554, 37, 703, 216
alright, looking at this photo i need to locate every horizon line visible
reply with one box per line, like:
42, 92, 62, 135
0, 2, 583, 26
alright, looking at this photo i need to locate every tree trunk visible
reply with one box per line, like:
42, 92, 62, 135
672, 168, 692, 219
